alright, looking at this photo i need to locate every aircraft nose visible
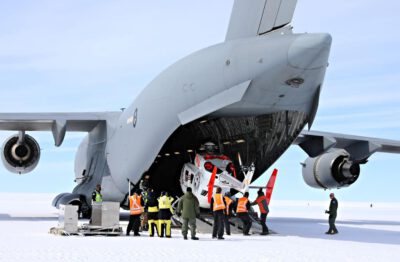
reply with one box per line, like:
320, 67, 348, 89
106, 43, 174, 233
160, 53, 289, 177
288, 33, 332, 70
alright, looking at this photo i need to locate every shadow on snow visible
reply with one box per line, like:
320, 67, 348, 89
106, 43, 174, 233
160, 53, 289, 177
269, 217, 400, 245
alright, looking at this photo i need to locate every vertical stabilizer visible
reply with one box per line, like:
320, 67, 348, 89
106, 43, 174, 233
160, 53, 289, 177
226, 0, 298, 41
207, 166, 218, 203
266, 169, 278, 204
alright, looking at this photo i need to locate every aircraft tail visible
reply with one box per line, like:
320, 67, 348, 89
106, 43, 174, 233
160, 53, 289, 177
226, 0, 298, 41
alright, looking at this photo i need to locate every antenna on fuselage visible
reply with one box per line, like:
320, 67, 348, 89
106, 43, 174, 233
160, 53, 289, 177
127, 178, 132, 197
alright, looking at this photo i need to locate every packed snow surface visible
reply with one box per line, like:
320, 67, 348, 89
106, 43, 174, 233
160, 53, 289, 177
0, 193, 399, 262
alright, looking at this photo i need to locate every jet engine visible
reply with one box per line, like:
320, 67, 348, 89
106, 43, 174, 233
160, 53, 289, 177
302, 149, 360, 189
1, 133, 41, 174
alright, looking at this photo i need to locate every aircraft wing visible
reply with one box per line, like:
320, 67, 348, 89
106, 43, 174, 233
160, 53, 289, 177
0, 112, 121, 146
294, 130, 400, 161
226, 0, 297, 41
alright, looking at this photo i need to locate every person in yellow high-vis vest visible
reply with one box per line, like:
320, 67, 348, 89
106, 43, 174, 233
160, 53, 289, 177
126, 190, 144, 236
91, 184, 103, 204
158, 191, 174, 238
145, 189, 160, 237
210, 187, 226, 240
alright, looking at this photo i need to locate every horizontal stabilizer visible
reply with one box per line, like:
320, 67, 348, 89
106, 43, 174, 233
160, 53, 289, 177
218, 172, 243, 191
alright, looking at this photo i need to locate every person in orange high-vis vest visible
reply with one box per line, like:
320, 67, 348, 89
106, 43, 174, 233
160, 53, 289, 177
126, 190, 144, 236
236, 192, 252, 235
251, 189, 269, 235
224, 192, 234, 235
210, 187, 226, 239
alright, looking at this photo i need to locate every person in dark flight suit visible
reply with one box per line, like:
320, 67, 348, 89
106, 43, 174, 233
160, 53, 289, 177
325, 193, 338, 234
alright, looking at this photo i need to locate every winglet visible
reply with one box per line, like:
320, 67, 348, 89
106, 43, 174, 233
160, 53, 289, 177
266, 169, 278, 204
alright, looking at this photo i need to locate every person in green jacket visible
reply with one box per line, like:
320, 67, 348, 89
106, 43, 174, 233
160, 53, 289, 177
177, 187, 200, 240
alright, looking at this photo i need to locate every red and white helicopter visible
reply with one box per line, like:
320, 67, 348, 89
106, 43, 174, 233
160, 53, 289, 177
180, 142, 278, 209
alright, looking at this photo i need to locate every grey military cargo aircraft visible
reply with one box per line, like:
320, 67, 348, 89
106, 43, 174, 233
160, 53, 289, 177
1, 0, 400, 214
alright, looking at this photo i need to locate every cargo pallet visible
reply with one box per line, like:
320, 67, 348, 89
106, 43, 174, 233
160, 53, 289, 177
50, 224, 123, 236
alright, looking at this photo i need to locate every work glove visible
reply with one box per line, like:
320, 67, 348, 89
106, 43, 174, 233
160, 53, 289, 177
196, 213, 201, 219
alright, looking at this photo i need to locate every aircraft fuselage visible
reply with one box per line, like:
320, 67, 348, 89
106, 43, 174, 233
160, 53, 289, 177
74, 29, 332, 204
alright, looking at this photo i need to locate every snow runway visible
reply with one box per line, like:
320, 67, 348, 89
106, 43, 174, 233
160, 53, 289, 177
0, 194, 399, 262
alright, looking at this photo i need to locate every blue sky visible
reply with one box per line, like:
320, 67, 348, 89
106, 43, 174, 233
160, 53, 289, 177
0, 0, 399, 202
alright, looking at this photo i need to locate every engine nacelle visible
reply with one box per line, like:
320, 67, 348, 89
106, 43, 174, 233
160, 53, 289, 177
302, 149, 360, 189
2, 134, 41, 174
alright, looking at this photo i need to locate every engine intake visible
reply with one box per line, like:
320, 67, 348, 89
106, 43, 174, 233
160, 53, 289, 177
302, 149, 360, 189
2, 134, 41, 174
